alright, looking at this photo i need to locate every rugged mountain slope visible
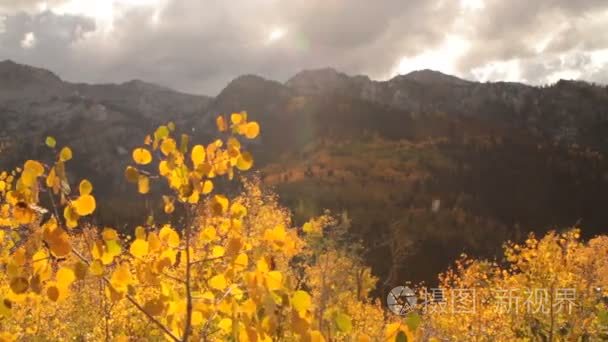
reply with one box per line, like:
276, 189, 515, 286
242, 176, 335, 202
2, 60, 608, 285
0, 59, 211, 183
207, 67, 608, 285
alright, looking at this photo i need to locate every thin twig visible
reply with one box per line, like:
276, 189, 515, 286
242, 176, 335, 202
182, 205, 193, 341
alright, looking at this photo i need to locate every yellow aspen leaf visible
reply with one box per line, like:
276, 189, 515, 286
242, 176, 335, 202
245, 122, 260, 139
236, 151, 253, 171
5, 191, 18, 205
160, 138, 176, 156
12, 248, 26, 266
50, 239, 71, 258
202, 180, 213, 194
192, 311, 204, 326
264, 225, 287, 243
225, 237, 243, 256
45, 228, 71, 257
292, 290, 312, 313
47, 285, 60, 302
29, 274, 42, 294
257, 258, 270, 273
79, 179, 93, 195
13, 205, 34, 224
132, 148, 152, 165
110, 263, 132, 288
209, 274, 227, 291
210, 195, 229, 216
163, 196, 175, 214
105, 239, 122, 256
159, 160, 171, 176
180, 134, 189, 153
265, 271, 283, 291
218, 318, 232, 333
240, 299, 256, 317
56, 267, 76, 288
211, 246, 225, 258
385, 323, 408, 340
335, 313, 352, 333
124, 166, 139, 183
20, 169, 36, 186
159, 225, 180, 247
0, 180, 5, 192
45, 136, 56, 148
64, 204, 79, 223
32, 249, 49, 274
303, 222, 319, 234
167, 121, 176, 131
105, 284, 123, 301
148, 232, 161, 252
227, 137, 241, 149
130, 239, 149, 258
137, 175, 150, 194
234, 253, 248, 270
102, 227, 118, 241
135, 226, 146, 240
59, 147, 72, 162
310, 331, 326, 342
187, 190, 199, 204
24, 160, 45, 177
231, 113, 244, 125
230, 202, 247, 218
358, 334, 371, 342
291, 311, 310, 335
73, 194, 96, 216
9, 277, 28, 294
200, 226, 217, 242
143, 298, 164, 316
216, 115, 227, 132
191, 144, 206, 166
154, 125, 169, 141
46, 167, 59, 188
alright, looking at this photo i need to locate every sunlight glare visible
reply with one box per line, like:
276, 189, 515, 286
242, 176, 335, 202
51, 0, 163, 32
20, 32, 36, 48
394, 35, 470, 77
267, 28, 286, 43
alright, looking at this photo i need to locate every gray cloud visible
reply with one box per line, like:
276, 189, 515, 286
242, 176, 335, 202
1, 0, 608, 94
0, 10, 95, 77
457, 0, 608, 83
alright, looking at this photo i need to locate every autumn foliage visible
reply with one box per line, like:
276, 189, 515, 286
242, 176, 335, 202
0, 113, 413, 341
1, 111, 607, 341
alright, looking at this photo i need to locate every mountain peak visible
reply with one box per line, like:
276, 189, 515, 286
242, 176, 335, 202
121, 79, 172, 92
0, 59, 62, 86
286, 68, 344, 85
286, 67, 365, 95
396, 69, 471, 86
219, 74, 286, 95
0, 59, 18, 66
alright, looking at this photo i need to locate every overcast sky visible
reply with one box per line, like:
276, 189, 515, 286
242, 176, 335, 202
1, 0, 608, 95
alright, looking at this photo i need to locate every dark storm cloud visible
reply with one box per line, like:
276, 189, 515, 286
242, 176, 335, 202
457, 0, 608, 83
1, 0, 460, 95
1, 0, 608, 94
0, 10, 96, 77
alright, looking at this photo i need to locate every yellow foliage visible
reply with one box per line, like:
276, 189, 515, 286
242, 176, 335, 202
0, 117, 412, 341
132, 148, 152, 165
